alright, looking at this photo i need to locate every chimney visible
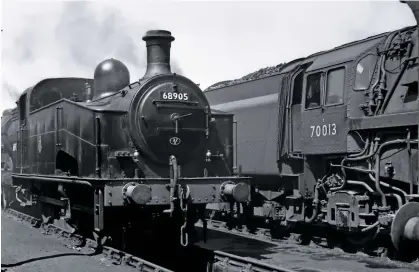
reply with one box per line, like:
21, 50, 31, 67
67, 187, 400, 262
142, 30, 175, 79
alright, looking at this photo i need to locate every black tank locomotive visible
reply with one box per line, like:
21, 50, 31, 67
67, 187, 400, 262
1, 30, 251, 247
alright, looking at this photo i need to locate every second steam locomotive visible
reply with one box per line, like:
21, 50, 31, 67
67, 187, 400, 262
205, 23, 419, 258
1, 30, 251, 248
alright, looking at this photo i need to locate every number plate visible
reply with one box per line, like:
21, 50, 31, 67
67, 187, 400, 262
160, 92, 189, 101
310, 123, 337, 138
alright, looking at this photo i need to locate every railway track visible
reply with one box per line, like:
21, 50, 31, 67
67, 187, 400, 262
196, 219, 419, 272
3, 208, 173, 272
199, 219, 303, 247
3, 207, 296, 272
201, 217, 393, 252
203, 219, 273, 240
210, 251, 295, 272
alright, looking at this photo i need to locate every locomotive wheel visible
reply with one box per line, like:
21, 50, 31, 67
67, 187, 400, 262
390, 202, 419, 260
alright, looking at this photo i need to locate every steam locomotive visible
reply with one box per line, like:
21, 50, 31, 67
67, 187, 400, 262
0, 30, 251, 248
204, 20, 419, 258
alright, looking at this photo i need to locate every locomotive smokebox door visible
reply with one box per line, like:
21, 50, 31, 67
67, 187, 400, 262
128, 30, 211, 165
301, 67, 348, 154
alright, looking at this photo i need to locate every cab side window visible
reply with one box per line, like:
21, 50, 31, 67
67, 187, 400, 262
354, 54, 377, 90
325, 68, 345, 105
305, 72, 322, 109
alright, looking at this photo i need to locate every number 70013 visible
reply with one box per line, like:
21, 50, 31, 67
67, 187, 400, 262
310, 124, 337, 137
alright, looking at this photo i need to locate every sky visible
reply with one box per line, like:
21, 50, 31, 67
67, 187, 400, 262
0, 0, 417, 113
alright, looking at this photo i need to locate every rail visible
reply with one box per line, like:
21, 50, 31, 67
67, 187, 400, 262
212, 251, 296, 272
4, 208, 297, 272
4, 208, 173, 272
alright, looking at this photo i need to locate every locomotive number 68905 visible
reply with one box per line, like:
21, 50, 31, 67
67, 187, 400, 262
161, 91, 189, 101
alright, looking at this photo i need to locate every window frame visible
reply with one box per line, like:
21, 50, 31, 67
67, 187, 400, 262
290, 69, 305, 106
303, 64, 347, 111
353, 53, 378, 92
324, 66, 346, 107
303, 71, 324, 111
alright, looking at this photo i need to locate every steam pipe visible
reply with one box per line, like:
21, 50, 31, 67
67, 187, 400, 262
330, 138, 378, 192
379, 41, 413, 114
367, 157, 408, 203
401, 3, 419, 195
368, 170, 408, 202
381, 180, 408, 198
401, 1, 419, 80
387, 193, 403, 209
374, 139, 418, 207
330, 164, 374, 174
348, 135, 370, 158
407, 129, 414, 194
345, 180, 375, 193
373, 31, 400, 115
361, 221, 380, 233
375, 151, 387, 207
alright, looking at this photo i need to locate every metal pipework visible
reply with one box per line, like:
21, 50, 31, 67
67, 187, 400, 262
220, 181, 250, 203
375, 138, 418, 208
123, 183, 151, 205
402, 0, 419, 200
